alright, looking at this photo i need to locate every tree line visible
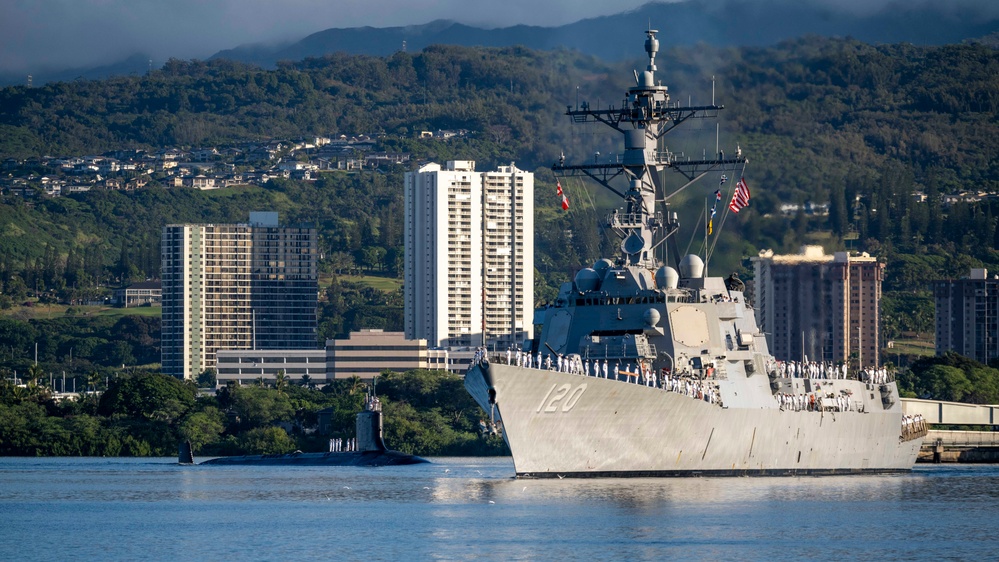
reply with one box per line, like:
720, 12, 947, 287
0, 369, 506, 457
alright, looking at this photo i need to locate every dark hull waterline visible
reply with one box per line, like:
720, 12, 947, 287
194, 449, 428, 467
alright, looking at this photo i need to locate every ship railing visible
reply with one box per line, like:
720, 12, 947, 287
769, 361, 896, 384
664, 288, 694, 303
900, 414, 928, 443
605, 212, 646, 229
496, 352, 727, 409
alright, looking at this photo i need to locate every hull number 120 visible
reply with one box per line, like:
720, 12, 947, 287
537, 383, 587, 413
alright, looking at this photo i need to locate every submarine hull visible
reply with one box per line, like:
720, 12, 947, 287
198, 450, 428, 467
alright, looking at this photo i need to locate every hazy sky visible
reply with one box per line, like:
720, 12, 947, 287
1, 0, 995, 73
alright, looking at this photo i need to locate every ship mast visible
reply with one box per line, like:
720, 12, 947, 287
553, 29, 748, 270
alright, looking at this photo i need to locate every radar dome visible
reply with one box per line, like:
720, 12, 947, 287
574, 268, 600, 292
679, 254, 705, 278
592, 259, 613, 276
643, 308, 661, 328
655, 266, 679, 289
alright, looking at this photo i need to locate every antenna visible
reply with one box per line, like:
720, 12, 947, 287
712, 75, 715, 106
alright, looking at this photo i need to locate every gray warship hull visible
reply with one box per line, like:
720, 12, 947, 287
466, 364, 921, 477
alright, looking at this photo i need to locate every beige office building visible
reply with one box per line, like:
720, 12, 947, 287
752, 246, 883, 368
326, 329, 448, 380
161, 212, 317, 380
216, 349, 328, 385
404, 161, 534, 350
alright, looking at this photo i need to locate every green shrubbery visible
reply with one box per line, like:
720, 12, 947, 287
0, 369, 507, 457
898, 352, 999, 404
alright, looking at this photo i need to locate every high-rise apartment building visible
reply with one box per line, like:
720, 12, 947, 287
404, 161, 534, 349
751, 246, 883, 368
934, 268, 999, 364
161, 212, 317, 380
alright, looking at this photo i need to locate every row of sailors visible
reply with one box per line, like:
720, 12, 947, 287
472, 347, 490, 366
328, 438, 356, 453
510, 350, 652, 383
860, 367, 894, 385
773, 360, 849, 380
902, 414, 926, 434
775, 392, 855, 412
772, 360, 897, 384
662, 375, 721, 405
505, 349, 723, 406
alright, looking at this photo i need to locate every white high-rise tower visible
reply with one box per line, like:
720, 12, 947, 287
404, 161, 534, 349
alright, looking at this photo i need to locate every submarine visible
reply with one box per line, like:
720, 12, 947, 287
179, 395, 429, 467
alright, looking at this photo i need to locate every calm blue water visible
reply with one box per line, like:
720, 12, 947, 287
1, 457, 997, 561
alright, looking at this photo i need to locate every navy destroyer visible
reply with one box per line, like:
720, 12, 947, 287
464, 29, 925, 477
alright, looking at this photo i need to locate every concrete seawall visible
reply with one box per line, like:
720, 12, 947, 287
917, 430, 999, 463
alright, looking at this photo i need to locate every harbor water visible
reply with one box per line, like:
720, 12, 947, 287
2, 457, 997, 560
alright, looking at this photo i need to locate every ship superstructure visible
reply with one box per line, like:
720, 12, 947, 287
463, 29, 924, 477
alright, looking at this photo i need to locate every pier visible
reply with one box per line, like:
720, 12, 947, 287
901, 398, 999, 463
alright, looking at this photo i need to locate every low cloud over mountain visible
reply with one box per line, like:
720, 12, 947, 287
2, 0, 996, 86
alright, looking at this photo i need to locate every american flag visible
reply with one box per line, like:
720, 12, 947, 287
729, 178, 751, 213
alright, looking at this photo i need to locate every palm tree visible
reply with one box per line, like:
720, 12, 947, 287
274, 370, 288, 393
347, 375, 366, 396
300, 374, 312, 389
25, 364, 44, 387
87, 370, 101, 393
10, 383, 26, 401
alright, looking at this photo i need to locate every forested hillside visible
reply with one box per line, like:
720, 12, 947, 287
1, 37, 998, 374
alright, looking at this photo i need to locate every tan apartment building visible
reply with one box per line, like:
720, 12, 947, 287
161, 212, 317, 380
752, 245, 883, 368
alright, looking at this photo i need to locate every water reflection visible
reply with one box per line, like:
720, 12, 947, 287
2, 457, 998, 561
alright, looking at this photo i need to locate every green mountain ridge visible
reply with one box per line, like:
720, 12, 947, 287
1, 37, 998, 370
